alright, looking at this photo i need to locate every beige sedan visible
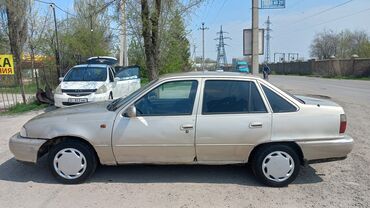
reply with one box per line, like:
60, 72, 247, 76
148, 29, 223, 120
9, 72, 353, 187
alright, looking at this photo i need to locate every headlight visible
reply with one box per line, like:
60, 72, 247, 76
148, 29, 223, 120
54, 85, 62, 95
20, 127, 27, 137
96, 85, 108, 94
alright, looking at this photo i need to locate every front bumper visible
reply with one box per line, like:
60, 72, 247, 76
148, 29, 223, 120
54, 92, 109, 108
297, 135, 354, 163
9, 133, 47, 163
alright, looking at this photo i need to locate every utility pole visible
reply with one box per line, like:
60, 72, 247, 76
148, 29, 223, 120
119, 0, 128, 66
265, 16, 272, 63
215, 25, 231, 70
50, 4, 62, 78
193, 44, 197, 71
251, 0, 259, 74
199, 22, 208, 71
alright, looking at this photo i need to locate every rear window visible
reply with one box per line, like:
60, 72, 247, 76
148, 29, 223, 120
64, 67, 107, 82
262, 85, 297, 113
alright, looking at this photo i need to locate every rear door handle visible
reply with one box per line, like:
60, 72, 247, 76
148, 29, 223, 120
180, 124, 194, 130
249, 122, 263, 128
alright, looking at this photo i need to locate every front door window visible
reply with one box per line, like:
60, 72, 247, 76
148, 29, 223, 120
135, 80, 198, 116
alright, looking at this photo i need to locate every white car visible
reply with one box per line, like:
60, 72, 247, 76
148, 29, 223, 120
54, 64, 140, 107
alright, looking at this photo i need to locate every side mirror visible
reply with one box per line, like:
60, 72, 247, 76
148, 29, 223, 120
114, 77, 120, 82
123, 105, 136, 118
59, 77, 64, 82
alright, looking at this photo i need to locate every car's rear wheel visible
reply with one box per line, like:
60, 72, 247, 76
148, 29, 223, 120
251, 144, 300, 187
48, 140, 97, 184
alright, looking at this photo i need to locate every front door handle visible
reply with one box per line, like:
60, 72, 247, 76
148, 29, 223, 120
180, 124, 194, 131
249, 122, 263, 128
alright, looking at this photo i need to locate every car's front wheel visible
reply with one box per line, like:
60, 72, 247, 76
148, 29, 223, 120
48, 140, 97, 184
251, 144, 300, 187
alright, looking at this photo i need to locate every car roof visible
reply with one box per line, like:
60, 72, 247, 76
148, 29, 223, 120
158, 71, 261, 80
73, 64, 108, 68
87, 56, 117, 61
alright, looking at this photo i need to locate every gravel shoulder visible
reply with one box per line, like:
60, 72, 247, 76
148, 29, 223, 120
0, 75, 369, 208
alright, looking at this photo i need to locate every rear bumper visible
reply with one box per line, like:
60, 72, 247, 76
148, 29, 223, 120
297, 135, 354, 163
9, 133, 47, 163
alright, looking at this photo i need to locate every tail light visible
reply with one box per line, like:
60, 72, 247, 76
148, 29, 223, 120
340, 114, 347, 133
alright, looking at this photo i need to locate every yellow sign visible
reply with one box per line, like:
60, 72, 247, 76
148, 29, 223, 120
0, 54, 14, 75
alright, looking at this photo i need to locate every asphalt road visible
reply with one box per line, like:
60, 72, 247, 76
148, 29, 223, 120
0, 75, 369, 208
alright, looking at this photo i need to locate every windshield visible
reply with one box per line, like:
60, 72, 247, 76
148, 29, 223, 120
64, 67, 107, 82
107, 79, 157, 111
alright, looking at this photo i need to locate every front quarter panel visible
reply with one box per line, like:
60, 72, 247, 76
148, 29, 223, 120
24, 110, 117, 165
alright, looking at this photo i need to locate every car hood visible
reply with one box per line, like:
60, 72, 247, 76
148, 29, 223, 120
296, 95, 340, 107
61, 81, 105, 90
24, 101, 116, 139
31, 101, 111, 121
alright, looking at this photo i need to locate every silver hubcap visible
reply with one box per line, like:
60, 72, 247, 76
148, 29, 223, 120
53, 148, 87, 180
262, 151, 295, 182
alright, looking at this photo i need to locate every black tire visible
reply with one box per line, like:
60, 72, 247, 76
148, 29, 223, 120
251, 144, 300, 187
48, 140, 97, 184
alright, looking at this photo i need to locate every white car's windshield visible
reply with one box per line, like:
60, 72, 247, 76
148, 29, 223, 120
64, 67, 107, 82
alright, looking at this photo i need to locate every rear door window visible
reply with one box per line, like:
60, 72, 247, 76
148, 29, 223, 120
202, 80, 267, 114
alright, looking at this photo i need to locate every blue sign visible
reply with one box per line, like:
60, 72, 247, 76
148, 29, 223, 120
261, 0, 285, 9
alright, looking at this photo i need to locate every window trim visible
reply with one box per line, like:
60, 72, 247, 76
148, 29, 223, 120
200, 78, 268, 115
259, 83, 299, 113
133, 79, 200, 117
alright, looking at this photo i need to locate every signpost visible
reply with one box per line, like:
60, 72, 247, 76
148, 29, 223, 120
0, 54, 14, 75
260, 0, 286, 9
248, 0, 285, 75
243, 29, 264, 56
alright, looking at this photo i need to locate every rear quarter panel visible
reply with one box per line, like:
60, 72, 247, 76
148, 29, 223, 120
271, 105, 343, 142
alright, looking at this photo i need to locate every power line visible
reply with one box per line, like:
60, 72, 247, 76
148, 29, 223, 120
313, 6, 370, 28
287, 6, 370, 33
34, 0, 77, 17
290, 0, 354, 25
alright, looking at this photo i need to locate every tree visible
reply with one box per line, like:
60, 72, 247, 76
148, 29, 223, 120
140, 0, 161, 80
310, 30, 338, 60
310, 29, 370, 59
5, 0, 29, 104
160, 10, 190, 74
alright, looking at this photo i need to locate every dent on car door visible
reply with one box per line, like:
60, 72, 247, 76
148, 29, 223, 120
112, 79, 200, 163
195, 79, 272, 162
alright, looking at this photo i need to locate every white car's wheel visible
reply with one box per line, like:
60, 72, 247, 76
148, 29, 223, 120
48, 140, 97, 184
252, 144, 300, 187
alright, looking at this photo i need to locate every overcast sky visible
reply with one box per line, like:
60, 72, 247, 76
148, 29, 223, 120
39, 0, 370, 62
188, 0, 370, 62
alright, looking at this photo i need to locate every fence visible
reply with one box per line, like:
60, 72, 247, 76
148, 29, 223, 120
267, 58, 370, 77
1, 55, 87, 111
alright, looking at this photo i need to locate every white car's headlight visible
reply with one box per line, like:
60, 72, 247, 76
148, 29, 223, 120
96, 85, 108, 94
20, 127, 27, 137
54, 85, 62, 95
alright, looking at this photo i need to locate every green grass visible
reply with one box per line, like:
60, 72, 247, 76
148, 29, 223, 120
0, 82, 38, 94
0, 101, 48, 115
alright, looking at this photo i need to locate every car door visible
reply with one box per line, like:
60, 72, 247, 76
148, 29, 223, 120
112, 79, 200, 163
195, 79, 272, 163
107, 67, 118, 97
